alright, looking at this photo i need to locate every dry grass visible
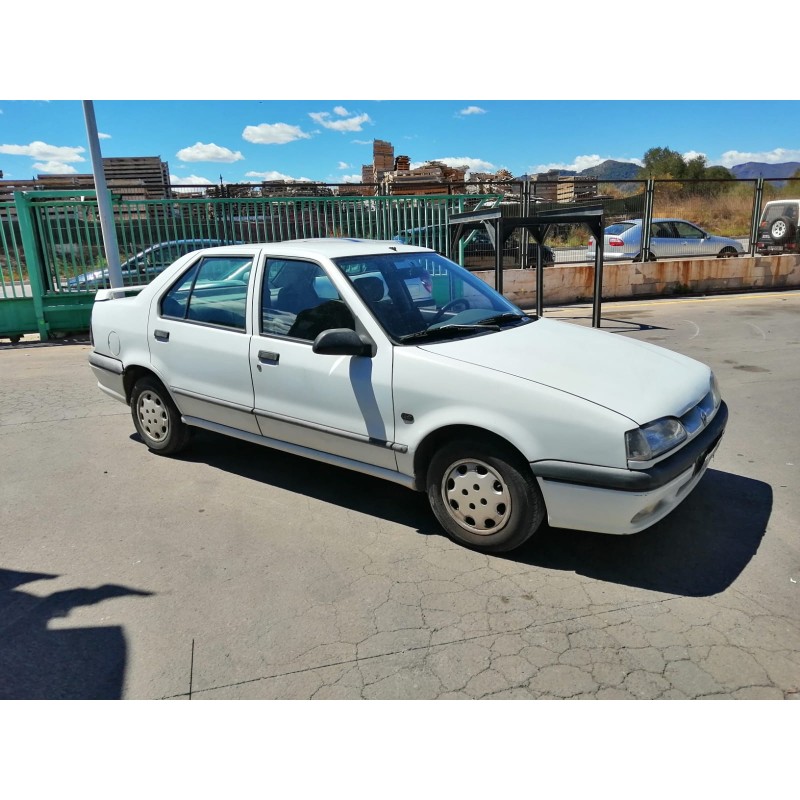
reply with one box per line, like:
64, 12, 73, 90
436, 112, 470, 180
653, 190, 756, 237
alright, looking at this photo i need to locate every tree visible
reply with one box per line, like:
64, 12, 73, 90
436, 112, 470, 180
638, 147, 734, 198
638, 147, 687, 179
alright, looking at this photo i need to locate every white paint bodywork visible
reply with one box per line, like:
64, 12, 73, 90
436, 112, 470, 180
89, 239, 724, 537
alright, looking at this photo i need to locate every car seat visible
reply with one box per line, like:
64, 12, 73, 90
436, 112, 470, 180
275, 265, 321, 314
353, 276, 385, 304
287, 300, 355, 341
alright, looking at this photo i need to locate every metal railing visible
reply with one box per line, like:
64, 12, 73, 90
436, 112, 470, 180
2, 176, 799, 341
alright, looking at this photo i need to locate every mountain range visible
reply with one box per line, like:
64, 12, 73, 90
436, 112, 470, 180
515, 160, 800, 182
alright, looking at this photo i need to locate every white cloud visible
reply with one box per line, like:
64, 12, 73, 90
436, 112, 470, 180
340, 174, 362, 183
0, 140, 85, 163
242, 123, 311, 145
33, 161, 78, 174
333, 106, 349, 116
352, 139, 372, 145
410, 157, 496, 174
309, 109, 372, 132
337, 161, 350, 170
715, 147, 800, 168
458, 106, 486, 116
170, 174, 214, 186
176, 142, 244, 163
682, 150, 707, 162
98, 132, 111, 140
245, 170, 311, 182
530, 154, 643, 173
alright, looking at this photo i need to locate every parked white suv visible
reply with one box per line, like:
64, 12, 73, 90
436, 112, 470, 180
88, 238, 727, 553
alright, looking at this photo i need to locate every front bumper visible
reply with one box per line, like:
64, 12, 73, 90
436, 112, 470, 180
532, 402, 727, 534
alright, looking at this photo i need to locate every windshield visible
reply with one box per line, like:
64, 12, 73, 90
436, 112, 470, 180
332, 251, 531, 343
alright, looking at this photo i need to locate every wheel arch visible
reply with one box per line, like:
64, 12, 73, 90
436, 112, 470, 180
123, 364, 166, 404
412, 424, 531, 491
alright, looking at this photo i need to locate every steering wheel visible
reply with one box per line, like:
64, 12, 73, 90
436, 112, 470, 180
430, 298, 471, 324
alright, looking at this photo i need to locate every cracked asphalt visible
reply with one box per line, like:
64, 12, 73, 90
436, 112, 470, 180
0, 290, 798, 700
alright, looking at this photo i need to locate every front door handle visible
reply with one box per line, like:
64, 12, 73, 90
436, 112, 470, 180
154, 329, 170, 342
258, 350, 280, 364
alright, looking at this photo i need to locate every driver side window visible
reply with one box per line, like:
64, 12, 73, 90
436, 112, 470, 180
261, 259, 354, 341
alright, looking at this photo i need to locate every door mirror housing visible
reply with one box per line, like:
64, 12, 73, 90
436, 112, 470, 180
312, 328, 374, 357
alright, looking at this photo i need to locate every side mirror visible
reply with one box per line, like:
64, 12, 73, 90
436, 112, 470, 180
312, 328, 374, 357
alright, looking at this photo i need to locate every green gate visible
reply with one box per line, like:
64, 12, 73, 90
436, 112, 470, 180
0, 190, 500, 342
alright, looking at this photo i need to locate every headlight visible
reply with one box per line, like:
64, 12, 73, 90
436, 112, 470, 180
709, 372, 721, 409
626, 417, 687, 462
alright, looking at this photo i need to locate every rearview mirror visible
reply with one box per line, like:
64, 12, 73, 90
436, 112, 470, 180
312, 328, 374, 357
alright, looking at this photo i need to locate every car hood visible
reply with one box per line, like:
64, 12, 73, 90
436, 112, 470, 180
417, 318, 711, 424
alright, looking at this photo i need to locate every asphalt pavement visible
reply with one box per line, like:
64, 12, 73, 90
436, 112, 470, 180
0, 290, 798, 699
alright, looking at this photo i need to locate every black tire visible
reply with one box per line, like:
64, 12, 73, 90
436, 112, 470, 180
769, 217, 795, 245
130, 376, 191, 455
717, 247, 739, 258
426, 437, 545, 553
632, 249, 656, 263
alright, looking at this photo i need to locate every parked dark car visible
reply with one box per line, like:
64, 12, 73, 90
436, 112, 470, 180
394, 227, 556, 269
61, 239, 233, 290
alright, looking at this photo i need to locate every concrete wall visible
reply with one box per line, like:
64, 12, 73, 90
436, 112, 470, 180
472, 254, 800, 307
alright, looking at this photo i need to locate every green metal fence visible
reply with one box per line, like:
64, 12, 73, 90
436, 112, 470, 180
3, 177, 799, 342
0, 190, 500, 341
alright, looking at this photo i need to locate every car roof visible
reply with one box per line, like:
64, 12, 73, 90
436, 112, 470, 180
191, 238, 430, 259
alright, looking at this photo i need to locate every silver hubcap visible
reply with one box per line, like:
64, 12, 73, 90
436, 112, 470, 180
441, 458, 512, 535
137, 390, 169, 443
772, 221, 786, 237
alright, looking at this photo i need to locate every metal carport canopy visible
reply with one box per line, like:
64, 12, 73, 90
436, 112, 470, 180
449, 204, 606, 327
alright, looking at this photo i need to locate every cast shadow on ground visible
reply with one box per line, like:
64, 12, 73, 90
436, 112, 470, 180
0, 569, 153, 699
165, 431, 770, 599
511, 469, 772, 597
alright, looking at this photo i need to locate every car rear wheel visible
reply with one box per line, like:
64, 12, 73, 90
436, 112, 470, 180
130, 376, 191, 455
769, 217, 795, 244
717, 247, 739, 258
426, 437, 545, 553
632, 249, 656, 262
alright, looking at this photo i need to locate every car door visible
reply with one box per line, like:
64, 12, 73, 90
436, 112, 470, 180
649, 221, 678, 259
249, 257, 397, 470
148, 252, 260, 434
672, 221, 711, 257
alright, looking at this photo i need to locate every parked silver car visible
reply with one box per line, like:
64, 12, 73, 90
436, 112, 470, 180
61, 238, 232, 290
588, 219, 745, 262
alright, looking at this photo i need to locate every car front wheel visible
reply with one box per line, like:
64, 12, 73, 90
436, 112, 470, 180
426, 438, 545, 553
130, 376, 191, 455
717, 247, 739, 258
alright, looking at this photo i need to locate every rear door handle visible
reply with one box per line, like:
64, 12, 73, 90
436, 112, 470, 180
258, 350, 279, 364
154, 329, 170, 342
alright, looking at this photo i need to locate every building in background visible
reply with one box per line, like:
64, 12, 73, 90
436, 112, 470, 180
0, 156, 171, 203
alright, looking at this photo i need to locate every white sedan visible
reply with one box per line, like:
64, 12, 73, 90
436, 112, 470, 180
88, 238, 727, 553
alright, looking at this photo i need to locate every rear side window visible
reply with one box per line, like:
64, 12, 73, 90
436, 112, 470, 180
161, 256, 252, 331
605, 223, 635, 235
761, 203, 799, 223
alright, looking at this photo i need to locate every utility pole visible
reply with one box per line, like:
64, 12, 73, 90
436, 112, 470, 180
82, 101, 123, 288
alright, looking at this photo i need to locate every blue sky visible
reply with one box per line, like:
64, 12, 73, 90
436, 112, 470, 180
2, 99, 798, 187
